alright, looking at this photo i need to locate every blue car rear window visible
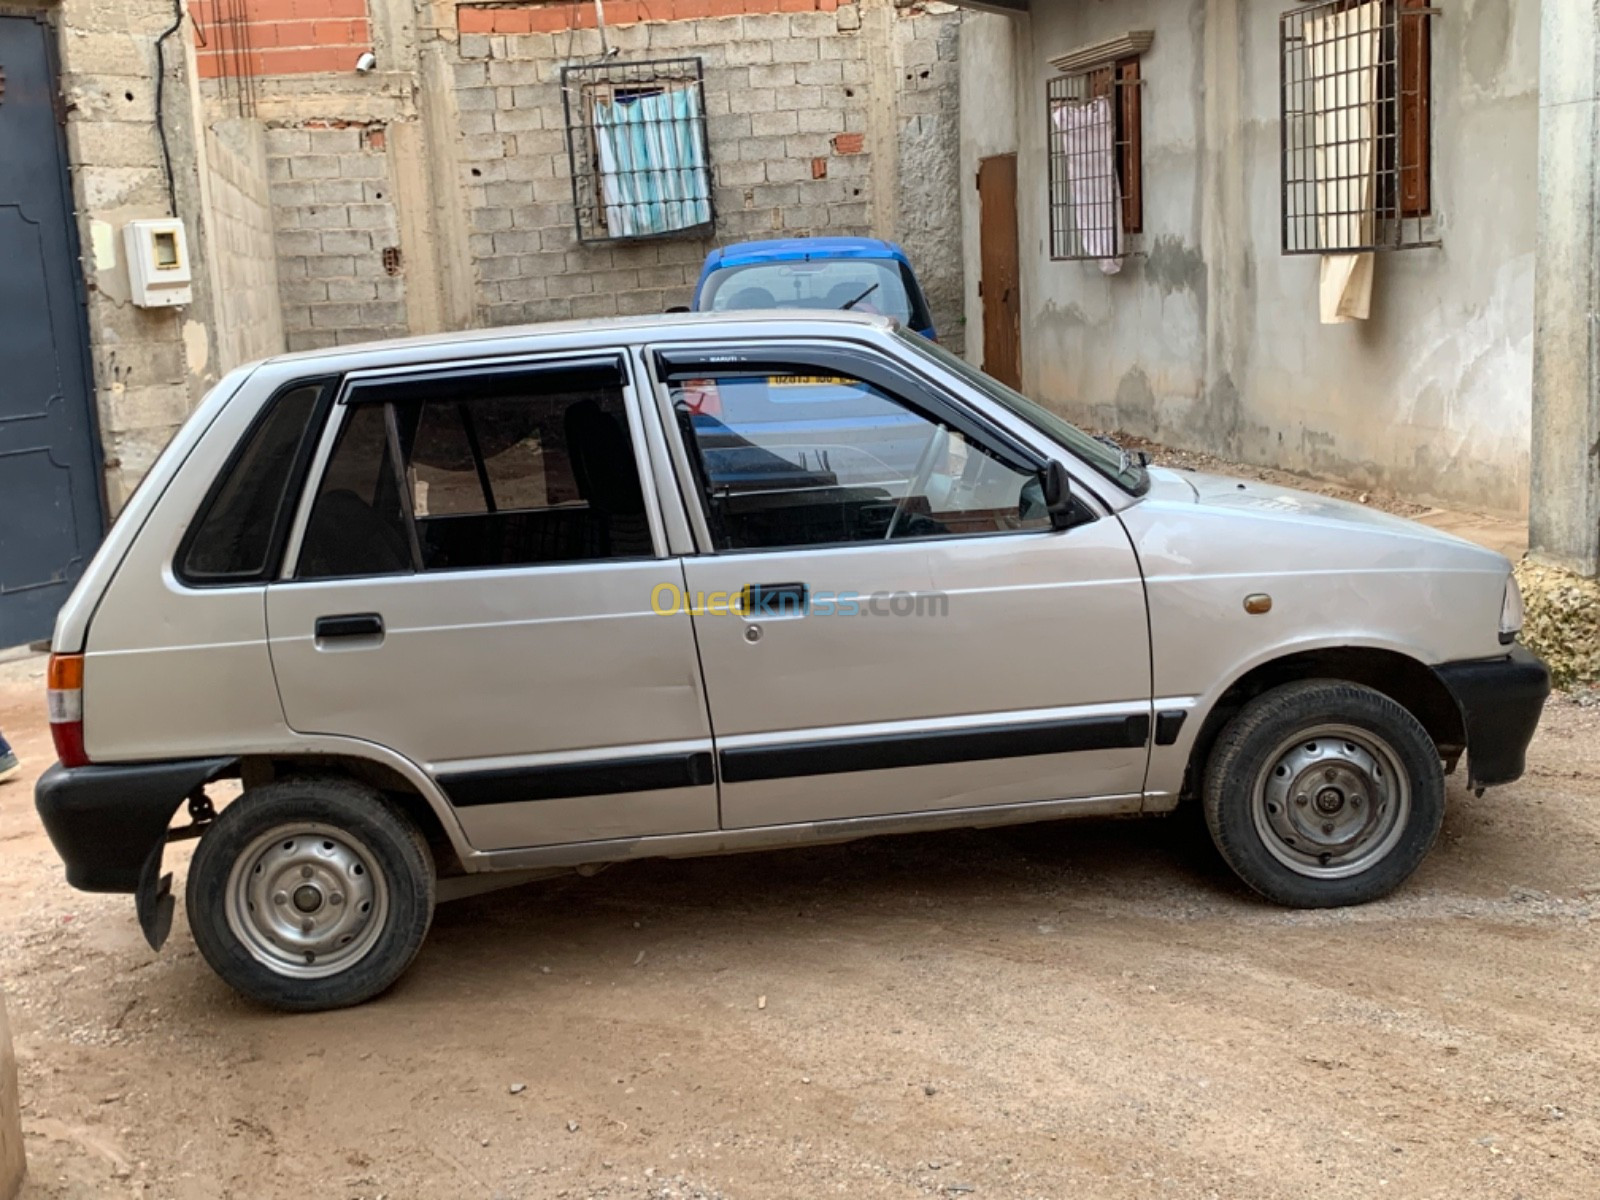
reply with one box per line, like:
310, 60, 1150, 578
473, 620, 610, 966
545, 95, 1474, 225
699, 258, 934, 332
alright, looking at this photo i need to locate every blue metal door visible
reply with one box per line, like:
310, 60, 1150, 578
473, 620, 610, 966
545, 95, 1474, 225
0, 14, 103, 648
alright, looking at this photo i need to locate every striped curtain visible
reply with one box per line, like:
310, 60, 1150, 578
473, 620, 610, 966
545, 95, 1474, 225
593, 85, 712, 238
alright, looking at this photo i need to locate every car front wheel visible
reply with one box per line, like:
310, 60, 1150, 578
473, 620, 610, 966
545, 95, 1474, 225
186, 777, 435, 1011
1203, 680, 1445, 907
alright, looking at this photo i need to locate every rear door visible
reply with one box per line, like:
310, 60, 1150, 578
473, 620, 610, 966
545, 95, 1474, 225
651, 339, 1153, 830
266, 352, 717, 851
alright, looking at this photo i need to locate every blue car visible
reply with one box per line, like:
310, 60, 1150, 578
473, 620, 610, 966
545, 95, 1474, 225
692, 236, 938, 340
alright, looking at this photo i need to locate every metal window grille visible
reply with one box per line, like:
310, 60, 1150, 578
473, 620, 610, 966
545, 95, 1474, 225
561, 57, 715, 245
1280, 0, 1437, 254
1047, 66, 1141, 263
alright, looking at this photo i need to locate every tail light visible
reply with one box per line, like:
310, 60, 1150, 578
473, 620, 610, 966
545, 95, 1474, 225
47, 653, 88, 768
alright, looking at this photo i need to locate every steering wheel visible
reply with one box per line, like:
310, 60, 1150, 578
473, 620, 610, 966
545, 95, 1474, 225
886, 425, 949, 540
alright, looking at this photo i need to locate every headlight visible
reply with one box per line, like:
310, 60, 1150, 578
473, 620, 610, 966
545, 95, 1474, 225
1499, 575, 1524, 644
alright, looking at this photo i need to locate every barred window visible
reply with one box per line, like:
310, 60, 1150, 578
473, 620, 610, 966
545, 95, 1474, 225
1047, 59, 1142, 264
1280, 0, 1437, 254
561, 57, 715, 245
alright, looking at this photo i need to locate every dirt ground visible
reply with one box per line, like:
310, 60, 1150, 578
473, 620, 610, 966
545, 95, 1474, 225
0, 465, 1591, 1200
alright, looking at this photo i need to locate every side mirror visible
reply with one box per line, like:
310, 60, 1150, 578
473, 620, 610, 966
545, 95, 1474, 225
1043, 461, 1076, 531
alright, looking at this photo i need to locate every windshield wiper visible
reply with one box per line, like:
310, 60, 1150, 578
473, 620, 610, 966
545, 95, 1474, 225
841, 282, 880, 312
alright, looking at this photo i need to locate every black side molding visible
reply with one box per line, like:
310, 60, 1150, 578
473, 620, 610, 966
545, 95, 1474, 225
1154, 710, 1188, 746
720, 713, 1150, 785
1433, 646, 1551, 788
441, 751, 715, 808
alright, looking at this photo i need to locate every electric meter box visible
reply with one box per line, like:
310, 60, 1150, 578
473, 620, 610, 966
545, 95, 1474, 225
124, 219, 193, 307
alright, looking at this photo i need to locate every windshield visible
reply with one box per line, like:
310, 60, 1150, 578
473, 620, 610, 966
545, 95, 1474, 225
894, 329, 1148, 494
700, 258, 934, 331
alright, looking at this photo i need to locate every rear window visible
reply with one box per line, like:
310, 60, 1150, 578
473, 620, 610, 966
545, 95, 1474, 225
296, 359, 651, 579
698, 258, 933, 331
178, 381, 330, 584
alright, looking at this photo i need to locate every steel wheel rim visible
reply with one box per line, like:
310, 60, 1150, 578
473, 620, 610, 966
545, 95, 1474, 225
225, 823, 389, 979
1251, 723, 1411, 880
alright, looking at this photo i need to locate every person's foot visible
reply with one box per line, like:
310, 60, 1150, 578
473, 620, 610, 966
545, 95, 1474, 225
0, 751, 20, 783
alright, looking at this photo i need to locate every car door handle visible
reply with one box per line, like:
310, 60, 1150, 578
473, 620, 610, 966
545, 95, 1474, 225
739, 582, 809, 619
314, 613, 385, 641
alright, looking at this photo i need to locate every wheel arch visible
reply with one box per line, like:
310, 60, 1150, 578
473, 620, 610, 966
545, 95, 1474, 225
1182, 646, 1466, 801
233, 751, 468, 878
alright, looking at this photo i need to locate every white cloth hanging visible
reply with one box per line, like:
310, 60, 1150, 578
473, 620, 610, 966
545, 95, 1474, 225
1053, 96, 1123, 275
1306, 0, 1381, 322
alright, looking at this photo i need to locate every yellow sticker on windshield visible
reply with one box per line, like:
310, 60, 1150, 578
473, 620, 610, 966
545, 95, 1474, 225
768, 375, 854, 387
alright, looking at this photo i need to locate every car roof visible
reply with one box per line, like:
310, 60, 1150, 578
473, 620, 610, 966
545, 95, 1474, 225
703, 236, 911, 271
259, 309, 897, 372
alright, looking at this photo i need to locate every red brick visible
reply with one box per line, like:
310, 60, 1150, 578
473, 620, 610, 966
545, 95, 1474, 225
496, 8, 536, 32
256, 45, 359, 75
293, 0, 367, 17
311, 19, 368, 46
811, 156, 828, 179
674, 0, 714, 17
707, 0, 745, 14
458, 6, 496, 33
832, 132, 865, 154
526, 6, 567, 31
240, 0, 300, 20
259, 19, 314, 47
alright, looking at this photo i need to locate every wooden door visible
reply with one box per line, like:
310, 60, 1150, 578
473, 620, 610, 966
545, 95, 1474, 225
977, 154, 1021, 390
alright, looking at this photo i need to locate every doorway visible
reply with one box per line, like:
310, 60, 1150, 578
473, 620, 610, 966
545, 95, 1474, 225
0, 13, 103, 647
977, 153, 1022, 391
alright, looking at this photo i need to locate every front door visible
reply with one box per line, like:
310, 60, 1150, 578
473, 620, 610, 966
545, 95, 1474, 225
978, 154, 1022, 391
653, 340, 1152, 830
0, 15, 103, 647
266, 354, 717, 851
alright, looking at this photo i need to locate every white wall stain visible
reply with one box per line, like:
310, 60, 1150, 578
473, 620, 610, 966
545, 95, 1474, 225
182, 319, 210, 377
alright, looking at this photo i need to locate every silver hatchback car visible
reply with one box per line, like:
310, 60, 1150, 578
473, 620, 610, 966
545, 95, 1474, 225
36, 312, 1549, 1010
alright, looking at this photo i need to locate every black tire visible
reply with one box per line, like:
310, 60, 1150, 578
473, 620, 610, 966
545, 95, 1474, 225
186, 777, 435, 1011
1202, 680, 1444, 907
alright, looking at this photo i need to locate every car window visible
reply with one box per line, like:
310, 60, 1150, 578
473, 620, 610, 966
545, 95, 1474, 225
179, 381, 330, 584
893, 328, 1148, 494
296, 360, 652, 579
699, 259, 932, 330
669, 368, 1049, 552
298, 404, 414, 579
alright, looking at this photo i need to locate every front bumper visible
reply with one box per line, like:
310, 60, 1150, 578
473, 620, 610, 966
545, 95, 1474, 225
1433, 646, 1551, 788
34, 758, 236, 893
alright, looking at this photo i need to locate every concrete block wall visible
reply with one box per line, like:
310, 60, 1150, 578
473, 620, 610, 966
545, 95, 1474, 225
203, 118, 288, 370
38, 0, 967, 516
892, 3, 963, 343
452, 7, 883, 327
264, 123, 409, 350
56, 0, 224, 510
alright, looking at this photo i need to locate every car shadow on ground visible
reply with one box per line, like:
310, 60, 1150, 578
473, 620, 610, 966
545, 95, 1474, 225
182, 780, 1495, 1018
390, 814, 1245, 998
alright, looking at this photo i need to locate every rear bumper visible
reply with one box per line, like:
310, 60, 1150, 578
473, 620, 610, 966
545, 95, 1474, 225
34, 758, 235, 893
1433, 646, 1551, 788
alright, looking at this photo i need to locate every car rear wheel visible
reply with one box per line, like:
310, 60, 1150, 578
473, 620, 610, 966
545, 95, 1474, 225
186, 777, 435, 1011
1203, 680, 1445, 907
